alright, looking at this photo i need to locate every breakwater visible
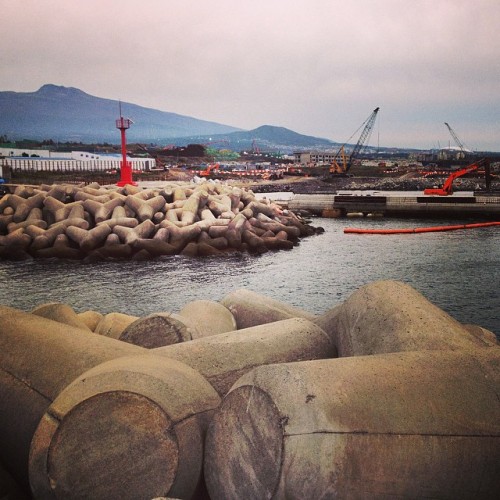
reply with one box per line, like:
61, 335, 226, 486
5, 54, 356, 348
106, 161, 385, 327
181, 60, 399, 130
0, 281, 498, 498
0, 182, 321, 261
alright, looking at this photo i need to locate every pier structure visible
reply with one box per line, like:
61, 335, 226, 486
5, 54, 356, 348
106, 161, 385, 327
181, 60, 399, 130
287, 192, 500, 218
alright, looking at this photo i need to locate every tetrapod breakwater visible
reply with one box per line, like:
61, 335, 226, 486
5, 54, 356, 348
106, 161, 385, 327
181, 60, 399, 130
0, 280, 498, 499
0, 181, 322, 261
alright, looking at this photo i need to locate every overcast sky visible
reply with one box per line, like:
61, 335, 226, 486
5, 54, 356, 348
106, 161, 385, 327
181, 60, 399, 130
2, 0, 499, 150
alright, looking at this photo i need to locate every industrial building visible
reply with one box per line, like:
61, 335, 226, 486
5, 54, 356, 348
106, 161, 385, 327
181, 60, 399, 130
293, 151, 339, 165
0, 147, 156, 173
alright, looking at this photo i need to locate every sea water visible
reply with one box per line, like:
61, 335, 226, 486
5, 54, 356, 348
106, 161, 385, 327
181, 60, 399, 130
0, 216, 498, 336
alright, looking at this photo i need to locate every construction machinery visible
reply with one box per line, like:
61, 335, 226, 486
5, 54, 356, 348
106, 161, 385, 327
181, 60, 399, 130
261, 169, 284, 181
444, 122, 469, 157
330, 145, 348, 174
330, 107, 379, 175
199, 163, 220, 177
424, 158, 487, 196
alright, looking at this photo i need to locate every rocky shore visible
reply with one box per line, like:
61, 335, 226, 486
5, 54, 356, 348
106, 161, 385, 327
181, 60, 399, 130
0, 280, 498, 498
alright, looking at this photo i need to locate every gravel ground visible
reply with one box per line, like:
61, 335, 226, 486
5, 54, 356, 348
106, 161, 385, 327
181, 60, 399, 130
246, 175, 498, 194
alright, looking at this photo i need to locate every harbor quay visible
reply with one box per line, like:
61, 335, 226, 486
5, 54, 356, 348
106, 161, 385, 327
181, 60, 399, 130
286, 191, 500, 218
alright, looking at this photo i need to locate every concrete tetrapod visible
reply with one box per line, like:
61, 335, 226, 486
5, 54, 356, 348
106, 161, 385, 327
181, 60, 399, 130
0, 462, 29, 500
314, 280, 488, 356
94, 311, 140, 338
119, 312, 200, 348
220, 288, 315, 329
117, 300, 237, 348
178, 299, 237, 338
204, 348, 500, 499
31, 302, 92, 331
77, 309, 105, 331
1, 182, 319, 260
0, 306, 146, 492
153, 318, 336, 397
29, 355, 221, 500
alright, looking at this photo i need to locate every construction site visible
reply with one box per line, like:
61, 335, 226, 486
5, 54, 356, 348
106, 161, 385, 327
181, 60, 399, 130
1, 105, 499, 203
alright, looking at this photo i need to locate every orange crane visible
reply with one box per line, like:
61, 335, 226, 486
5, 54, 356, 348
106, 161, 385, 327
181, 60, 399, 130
330, 145, 348, 174
423, 158, 486, 196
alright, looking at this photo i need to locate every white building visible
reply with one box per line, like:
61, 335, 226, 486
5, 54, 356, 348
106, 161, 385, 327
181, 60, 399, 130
0, 147, 156, 173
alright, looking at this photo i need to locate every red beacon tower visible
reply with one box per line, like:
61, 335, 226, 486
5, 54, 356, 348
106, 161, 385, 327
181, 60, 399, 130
115, 107, 137, 187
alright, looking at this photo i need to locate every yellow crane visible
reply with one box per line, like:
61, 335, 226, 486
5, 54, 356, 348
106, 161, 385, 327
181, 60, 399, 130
330, 107, 379, 175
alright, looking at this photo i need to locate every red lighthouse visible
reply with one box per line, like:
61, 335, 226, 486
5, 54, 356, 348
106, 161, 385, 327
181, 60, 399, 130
115, 106, 137, 187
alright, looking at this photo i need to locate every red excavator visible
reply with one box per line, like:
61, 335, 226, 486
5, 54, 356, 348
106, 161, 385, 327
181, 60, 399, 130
423, 158, 487, 196
199, 163, 220, 177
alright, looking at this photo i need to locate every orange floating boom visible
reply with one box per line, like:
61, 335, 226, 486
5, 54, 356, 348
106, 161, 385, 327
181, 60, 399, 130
344, 222, 500, 235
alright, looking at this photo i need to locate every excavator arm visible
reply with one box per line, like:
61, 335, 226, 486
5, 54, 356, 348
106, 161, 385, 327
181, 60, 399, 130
424, 159, 485, 195
200, 163, 220, 177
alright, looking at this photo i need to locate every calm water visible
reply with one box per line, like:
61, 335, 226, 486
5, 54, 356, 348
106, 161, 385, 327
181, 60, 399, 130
0, 216, 498, 336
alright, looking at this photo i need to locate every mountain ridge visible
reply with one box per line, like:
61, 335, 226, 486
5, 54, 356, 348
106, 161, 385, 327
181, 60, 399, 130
0, 84, 341, 152
0, 84, 242, 143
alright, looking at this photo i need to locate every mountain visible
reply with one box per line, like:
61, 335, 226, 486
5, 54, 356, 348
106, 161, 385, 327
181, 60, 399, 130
173, 125, 338, 153
0, 84, 340, 152
0, 84, 241, 143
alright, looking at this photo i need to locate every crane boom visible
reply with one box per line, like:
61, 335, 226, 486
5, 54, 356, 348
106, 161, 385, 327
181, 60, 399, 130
349, 107, 380, 167
330, 107, 379, 174
444, 122, 466, 153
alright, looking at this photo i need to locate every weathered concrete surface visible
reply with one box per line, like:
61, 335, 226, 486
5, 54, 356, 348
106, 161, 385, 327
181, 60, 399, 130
0, 462, 29, 500
94, 311, 140, 338
119, 301, 236, 348
29, 355, 220, 500
220, 288, 316, 329
31, 302, 92, 331
0, 306, 146, 492
178, 299, 237, 338
205, 349, 500, 499
314, 280, 486, 356
77, 309, 105, 331
153, 318, 336, 397
462, 323, 499, 346
119, 312, 199, 348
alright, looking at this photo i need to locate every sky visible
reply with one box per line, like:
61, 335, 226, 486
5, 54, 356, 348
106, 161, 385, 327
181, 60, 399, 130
2, 0, 500, 151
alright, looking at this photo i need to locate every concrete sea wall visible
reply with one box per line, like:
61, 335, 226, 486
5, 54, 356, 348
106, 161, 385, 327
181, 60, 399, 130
0, 280, 498, 499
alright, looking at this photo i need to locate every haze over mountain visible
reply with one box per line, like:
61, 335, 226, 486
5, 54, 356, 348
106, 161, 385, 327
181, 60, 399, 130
0, 84, 241, 143
0, 84, 337, 152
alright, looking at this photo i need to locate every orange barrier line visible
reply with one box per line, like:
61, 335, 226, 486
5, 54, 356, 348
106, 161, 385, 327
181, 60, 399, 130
344, 222, 500, 235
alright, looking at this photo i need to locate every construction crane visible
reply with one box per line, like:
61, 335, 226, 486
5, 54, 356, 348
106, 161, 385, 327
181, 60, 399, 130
330, 107, 379, 174
444, 122, 467, 155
